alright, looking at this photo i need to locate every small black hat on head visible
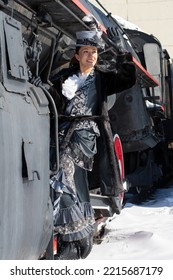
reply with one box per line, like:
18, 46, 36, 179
76, 30, 105, 49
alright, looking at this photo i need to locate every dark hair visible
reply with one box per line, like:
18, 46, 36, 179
69, 47, 81, 67
75, 47, 80, 54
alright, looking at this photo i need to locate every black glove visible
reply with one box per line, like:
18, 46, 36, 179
116, 52, 133, 64
30, 76, 43, 87
107, 26, 119, 42
106, 27, 125, 53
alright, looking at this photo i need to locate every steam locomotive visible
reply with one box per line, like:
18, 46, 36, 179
0, 0, 173, 259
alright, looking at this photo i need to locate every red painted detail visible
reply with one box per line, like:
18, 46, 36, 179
133, 57, 160, 86
71, 0, 107, 33
161, 105, 165, 112
54, 235, 58, 255
119, 192, 124, 204
113, 134, 124, 180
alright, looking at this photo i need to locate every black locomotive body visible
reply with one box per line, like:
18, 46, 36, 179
0, 8, 53, 259
0, 0, 173, 259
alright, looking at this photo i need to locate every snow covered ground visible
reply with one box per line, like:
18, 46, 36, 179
87, 185, 173, 260
2, 185, 173, 280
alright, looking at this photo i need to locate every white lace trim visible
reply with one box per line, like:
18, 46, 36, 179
62, 73, 89, 100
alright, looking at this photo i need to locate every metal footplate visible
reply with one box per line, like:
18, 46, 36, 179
90, 193, 122, 217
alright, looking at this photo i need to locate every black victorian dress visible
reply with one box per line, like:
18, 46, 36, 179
50, 69, 99, 245
50, 59, 136, 258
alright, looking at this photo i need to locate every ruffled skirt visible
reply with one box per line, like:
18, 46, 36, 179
50, 153, 95, 242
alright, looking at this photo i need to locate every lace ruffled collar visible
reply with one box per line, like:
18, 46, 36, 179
62, 72, 90, 100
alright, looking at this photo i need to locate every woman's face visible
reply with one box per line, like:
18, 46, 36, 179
75, 46, 98, 72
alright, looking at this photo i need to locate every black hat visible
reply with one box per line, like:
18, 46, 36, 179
76, 30, 104, 49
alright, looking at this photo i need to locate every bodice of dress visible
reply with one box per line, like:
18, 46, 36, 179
65, 70, 98, 117
59, 69, 100, 170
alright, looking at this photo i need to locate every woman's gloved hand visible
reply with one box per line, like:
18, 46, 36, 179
116, 51, 133, 64
106, 26, 124, 52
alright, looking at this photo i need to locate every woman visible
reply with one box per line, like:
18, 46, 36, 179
50, 30, 136, 259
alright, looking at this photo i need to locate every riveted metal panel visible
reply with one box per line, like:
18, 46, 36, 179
0, 82, 52, 259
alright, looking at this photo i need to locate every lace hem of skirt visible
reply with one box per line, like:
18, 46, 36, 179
54, 201, 95, 241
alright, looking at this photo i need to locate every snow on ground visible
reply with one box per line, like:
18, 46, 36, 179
87, 185, 173, 260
